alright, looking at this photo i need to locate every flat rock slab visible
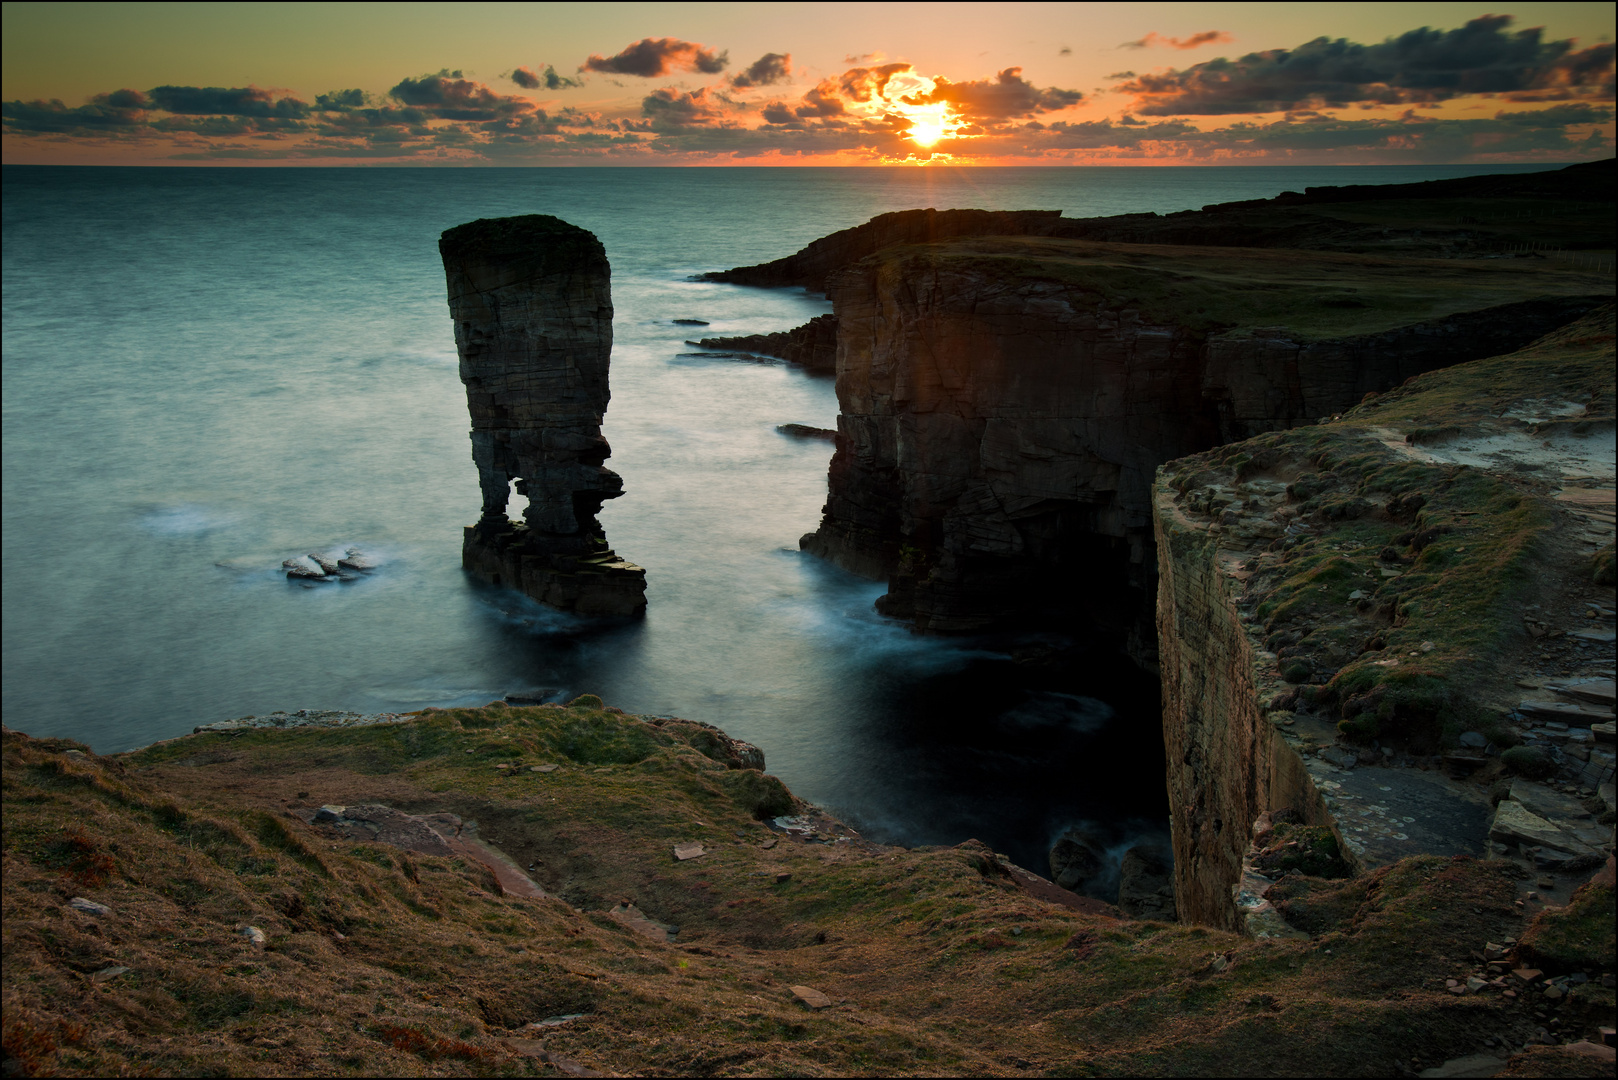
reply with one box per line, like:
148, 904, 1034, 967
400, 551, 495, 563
1307, 759, 1491, 868
460, 836, 548, 900
790, 985, 833, 1009
1548, 678, 1617, 706
1518, 700, 1613, 727
673, 842, 706, 861
1417, 1053, 1504, 1077
997, 857, 1118, 917
1508, 779, 1593, 825
606, 902, 677, 943
308, 804, 547, 899
1489, 800, 1594, 856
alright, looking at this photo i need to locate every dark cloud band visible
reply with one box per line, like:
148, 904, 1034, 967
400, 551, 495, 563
1118, 15, 1615, 115
582, 38, 727, 77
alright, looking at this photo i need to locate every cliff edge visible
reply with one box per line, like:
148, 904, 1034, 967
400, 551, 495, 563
5, 698, 1613, 1076
1155, 306, 1616, 929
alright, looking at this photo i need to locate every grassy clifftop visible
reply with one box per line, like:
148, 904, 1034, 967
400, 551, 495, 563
868, 235, 1609, 341
4, 699, 1613, 1076
1158, 305, 1614, 749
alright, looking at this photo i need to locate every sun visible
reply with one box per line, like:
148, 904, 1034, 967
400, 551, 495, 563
908, 120, 946, 147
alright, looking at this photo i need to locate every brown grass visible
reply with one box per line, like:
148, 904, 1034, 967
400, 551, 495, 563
4, 707, 1612, 1076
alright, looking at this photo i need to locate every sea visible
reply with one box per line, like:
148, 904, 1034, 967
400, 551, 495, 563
0, 162, 1560, 875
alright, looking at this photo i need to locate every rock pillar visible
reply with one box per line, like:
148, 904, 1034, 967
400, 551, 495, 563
440, 215, 646, 616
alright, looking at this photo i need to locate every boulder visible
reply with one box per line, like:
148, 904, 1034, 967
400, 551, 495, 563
1117, 844, 1177, 920
282, 556, 328, 580
1049, 827, 1107, 895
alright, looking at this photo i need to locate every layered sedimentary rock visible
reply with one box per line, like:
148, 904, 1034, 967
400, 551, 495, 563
1154, 308, 1616, 925
801, 238, 1602, 643
690, 313, 837, 373
440, 215, 646, 617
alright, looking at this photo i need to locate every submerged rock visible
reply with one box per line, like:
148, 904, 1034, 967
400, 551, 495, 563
282, 556, 328, 580
777, 423, 836, 441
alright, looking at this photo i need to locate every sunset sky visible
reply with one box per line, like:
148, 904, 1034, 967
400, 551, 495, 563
2, 1, 1612, 165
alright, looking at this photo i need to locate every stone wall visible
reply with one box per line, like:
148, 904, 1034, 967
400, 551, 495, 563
440, 215, 646, 617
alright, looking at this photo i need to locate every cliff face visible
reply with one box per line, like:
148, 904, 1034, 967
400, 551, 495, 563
440, 216, 646, 617
803, 255, 1213, 642
1154, 307, 1615, 926
803, 238, 1602, 642
1153, 494, 1335, 927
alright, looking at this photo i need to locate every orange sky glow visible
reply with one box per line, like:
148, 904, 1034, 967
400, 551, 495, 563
2, 2, 1612, 166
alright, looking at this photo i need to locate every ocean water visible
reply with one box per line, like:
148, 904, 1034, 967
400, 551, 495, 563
0, 163, 1556, 873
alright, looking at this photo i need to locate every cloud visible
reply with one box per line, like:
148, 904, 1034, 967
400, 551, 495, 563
5, 47, 1610, 165
582, 38, 727, 77
730, 53, 791, 89
512, 65, 583, 91
908, 67, 1083, 120
1011, 104, 1612, 158
1117, 15, 1616, 115
1, 89, 150, 134
838, 63, 915, 103
1120, 31, 1233, 51
640, 86, 738, 129
315, 89, 366, 110
793, 79, 850, 118
148, 85, 310, 117
1059, 46, 1073, 57
388, 71, 535, 120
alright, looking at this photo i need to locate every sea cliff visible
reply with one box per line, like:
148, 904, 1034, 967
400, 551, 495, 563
801, 234, 1604, 648
1155, 306, 1616, 930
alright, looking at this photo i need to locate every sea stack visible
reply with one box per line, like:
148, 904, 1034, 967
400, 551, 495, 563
439, 215, 646, 616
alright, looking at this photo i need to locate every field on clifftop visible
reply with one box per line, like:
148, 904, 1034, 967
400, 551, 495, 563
3, 702, 1613, 1077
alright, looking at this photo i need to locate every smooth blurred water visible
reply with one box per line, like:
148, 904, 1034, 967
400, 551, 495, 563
1, 163, 1553, 871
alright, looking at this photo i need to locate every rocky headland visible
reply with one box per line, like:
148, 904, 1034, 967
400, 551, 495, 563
441, 215, 646, 617
801, 237, 1603, 646
689, 313, 838, 374
4, 167, 1616, 1077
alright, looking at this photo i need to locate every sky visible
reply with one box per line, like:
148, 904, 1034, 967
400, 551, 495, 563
1, 2, 1613, 165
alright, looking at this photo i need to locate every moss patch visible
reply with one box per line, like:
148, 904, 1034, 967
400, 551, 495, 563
1516, 881, 1617, 974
